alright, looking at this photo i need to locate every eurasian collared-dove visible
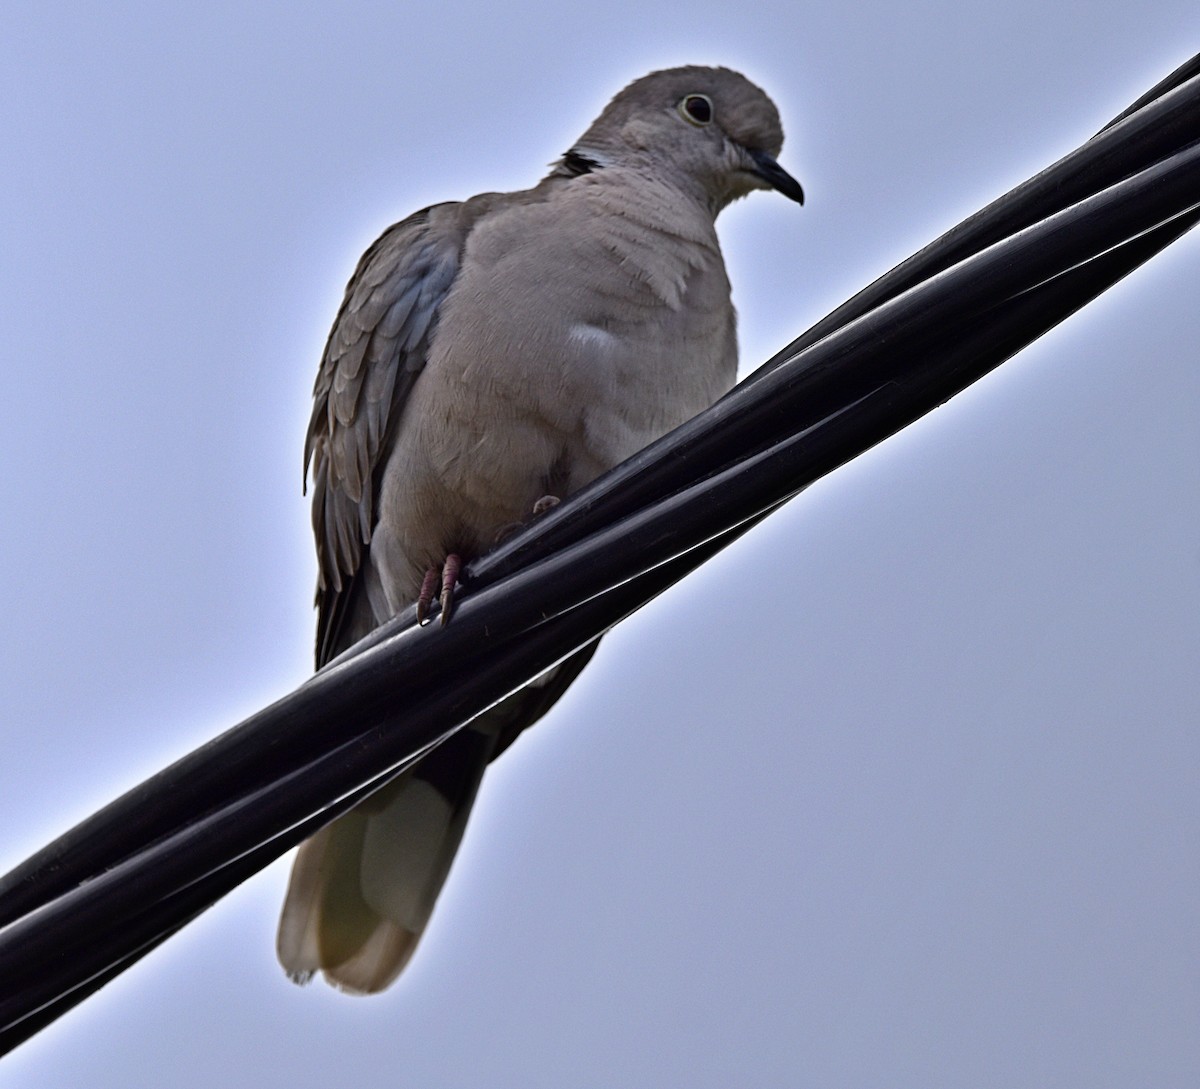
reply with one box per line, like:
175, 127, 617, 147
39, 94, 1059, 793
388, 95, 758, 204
277, 65, 804, 993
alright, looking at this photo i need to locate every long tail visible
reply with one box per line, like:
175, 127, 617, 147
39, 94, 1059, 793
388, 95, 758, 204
276, 724, 497, 994
277, 640, 600, 991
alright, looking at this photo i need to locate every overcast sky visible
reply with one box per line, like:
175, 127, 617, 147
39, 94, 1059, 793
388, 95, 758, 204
3, 2, 1198, 1086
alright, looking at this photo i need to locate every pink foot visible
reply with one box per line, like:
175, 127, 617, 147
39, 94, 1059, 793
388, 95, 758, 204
416, 567, 439, 625
416, 553, 463, 626
438, 553, 461, 626
492, 495, 563, 546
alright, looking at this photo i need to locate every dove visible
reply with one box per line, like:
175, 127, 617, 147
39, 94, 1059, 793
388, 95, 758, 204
278, 64, 804, 993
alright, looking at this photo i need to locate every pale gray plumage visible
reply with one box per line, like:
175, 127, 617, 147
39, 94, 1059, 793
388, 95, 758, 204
277, 65, 803, 994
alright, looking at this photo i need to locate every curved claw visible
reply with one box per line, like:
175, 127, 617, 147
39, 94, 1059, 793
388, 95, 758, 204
439, 553, 462, 627
416, 554, 462, 625
416, 567, 439, 625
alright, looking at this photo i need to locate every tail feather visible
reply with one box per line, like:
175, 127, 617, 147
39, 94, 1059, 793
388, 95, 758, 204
277, 726, 496, 993
277, 641, 602, 992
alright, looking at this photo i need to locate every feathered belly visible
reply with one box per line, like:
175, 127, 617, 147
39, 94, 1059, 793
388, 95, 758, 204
371, 250, 735, 605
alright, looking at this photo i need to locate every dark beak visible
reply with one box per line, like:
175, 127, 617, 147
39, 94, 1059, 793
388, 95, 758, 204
748, 148, 805, 205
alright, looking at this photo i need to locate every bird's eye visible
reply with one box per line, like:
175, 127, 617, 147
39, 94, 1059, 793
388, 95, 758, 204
678, 94, 714, 126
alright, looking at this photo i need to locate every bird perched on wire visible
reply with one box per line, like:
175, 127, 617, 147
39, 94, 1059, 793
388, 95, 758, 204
277, 65, 804, 993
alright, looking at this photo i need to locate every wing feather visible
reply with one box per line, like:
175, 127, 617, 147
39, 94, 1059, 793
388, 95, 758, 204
305, 201, 470, 665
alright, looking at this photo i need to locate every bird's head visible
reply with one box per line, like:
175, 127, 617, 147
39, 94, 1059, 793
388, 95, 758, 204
562, 65, 804, 215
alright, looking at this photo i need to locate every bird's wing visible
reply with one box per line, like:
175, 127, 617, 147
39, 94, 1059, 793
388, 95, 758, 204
306, 202, 470, 666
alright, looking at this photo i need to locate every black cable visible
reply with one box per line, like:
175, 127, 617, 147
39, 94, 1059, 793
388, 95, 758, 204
0, 55, 1196, 1053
